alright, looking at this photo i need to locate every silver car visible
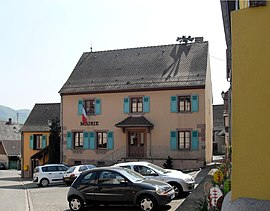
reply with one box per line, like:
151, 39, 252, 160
113, 161, 195, 197
63, 164, 96, 186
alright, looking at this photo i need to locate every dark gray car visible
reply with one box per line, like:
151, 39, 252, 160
67, 166, 175, 211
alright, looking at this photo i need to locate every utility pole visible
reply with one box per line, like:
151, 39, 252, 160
16, 113, 19, 123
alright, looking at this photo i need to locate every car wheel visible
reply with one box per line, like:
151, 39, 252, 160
169, 182, 183, 197
40, 178, 49, 187
69, 196, 84, 211
138, 195, 157, 211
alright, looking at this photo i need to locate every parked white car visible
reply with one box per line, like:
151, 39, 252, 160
63, 164, 96, 185
113, 161, 195, 197
33, 164, 68, 187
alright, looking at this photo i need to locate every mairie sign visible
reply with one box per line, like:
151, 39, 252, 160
80, 121, 99, 126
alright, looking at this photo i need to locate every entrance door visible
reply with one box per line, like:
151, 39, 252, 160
128, 131, 145, 158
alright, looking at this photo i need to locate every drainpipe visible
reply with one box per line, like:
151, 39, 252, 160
60, 96, 63, 163
149, 131, 152, 158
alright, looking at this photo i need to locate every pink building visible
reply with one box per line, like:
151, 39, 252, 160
59, 40, 213, 170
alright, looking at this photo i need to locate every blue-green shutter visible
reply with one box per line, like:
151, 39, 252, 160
191, 94, 199, 112
143, 96, 150, 113
42, 135, 47, 149
170, 96, 178, 113
78, 99, 83, 115
191, 130, 199, 150
89, 132, 95, 150
107, 131, 114, 150
170, 131, 177, 151
67, 131, 72, 149
95, 99, 101, 115
124, 97, 130, 113
29, 135, 34, 149
83, 132, 89, 149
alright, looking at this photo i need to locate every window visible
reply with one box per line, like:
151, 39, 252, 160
85, 99, 95, 115
98, 170, 124, 184
74, 132, 83, 148
179, 96, 191, 112
34, 134, 42, 150
133, 165, 156, 176
97, 132, 107, 149
131, 97, 143, 113
178, 131, 191, 149
81, 172, 97, 184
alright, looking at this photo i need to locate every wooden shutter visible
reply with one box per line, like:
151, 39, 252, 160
42, 135, 47, 149
191, 94, 199, 112
107, 131, 114, 150
143, 96, 150, 113
83, 132, 89, 149
170, 131, 177, 151
78, 99, 83, 115
89, 132, 95, 150
95, 99, 101, 115
66, 131, 72, 149
170, 96, 178, 113
191, 130, 199, 150
124, 97, 130, 113
29, 135, 34, 149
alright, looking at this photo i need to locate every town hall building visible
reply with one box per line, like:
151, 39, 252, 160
59, 39, 213, 170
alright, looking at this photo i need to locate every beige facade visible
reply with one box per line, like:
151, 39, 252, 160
60, 42, 213, 170
62, 88, 212, 169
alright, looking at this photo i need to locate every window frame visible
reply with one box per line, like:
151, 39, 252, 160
33, 134, 43, 150
73, 132, 84, 149
84, 99, 96, 115
178, 130, 191, 150
130, 96, 143, 113
96, 131, 108, 149
178, 95, 191, 112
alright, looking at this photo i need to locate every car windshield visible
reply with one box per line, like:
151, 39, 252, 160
33, 167, 39, 173
86, 165, 96, 169
66, 166, 76, 173
147, 163, 168, 174
120, 168, 146, 182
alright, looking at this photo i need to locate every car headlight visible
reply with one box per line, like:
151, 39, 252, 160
155, 187, 167, 195
184, 177, 194, 183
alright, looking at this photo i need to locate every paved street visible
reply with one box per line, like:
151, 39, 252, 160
0, 169, 200, 211
0, 170, 28, 211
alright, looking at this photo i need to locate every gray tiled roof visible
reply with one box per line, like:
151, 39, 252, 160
59, 42, 208, 94
115, 116, 154, 127
0, 121, 22, 141
1, 140, 20, 156
21, 103, 60, 132
213, 104, 224, 131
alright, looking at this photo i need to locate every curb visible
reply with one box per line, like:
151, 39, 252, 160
20, 180, 34, 211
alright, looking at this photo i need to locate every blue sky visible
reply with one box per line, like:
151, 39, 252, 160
0, 0, 229, 110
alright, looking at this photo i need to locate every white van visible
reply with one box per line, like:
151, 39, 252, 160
33, 164, 68, 187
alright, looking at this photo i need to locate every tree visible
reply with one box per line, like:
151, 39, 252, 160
48, 118, 61, 164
